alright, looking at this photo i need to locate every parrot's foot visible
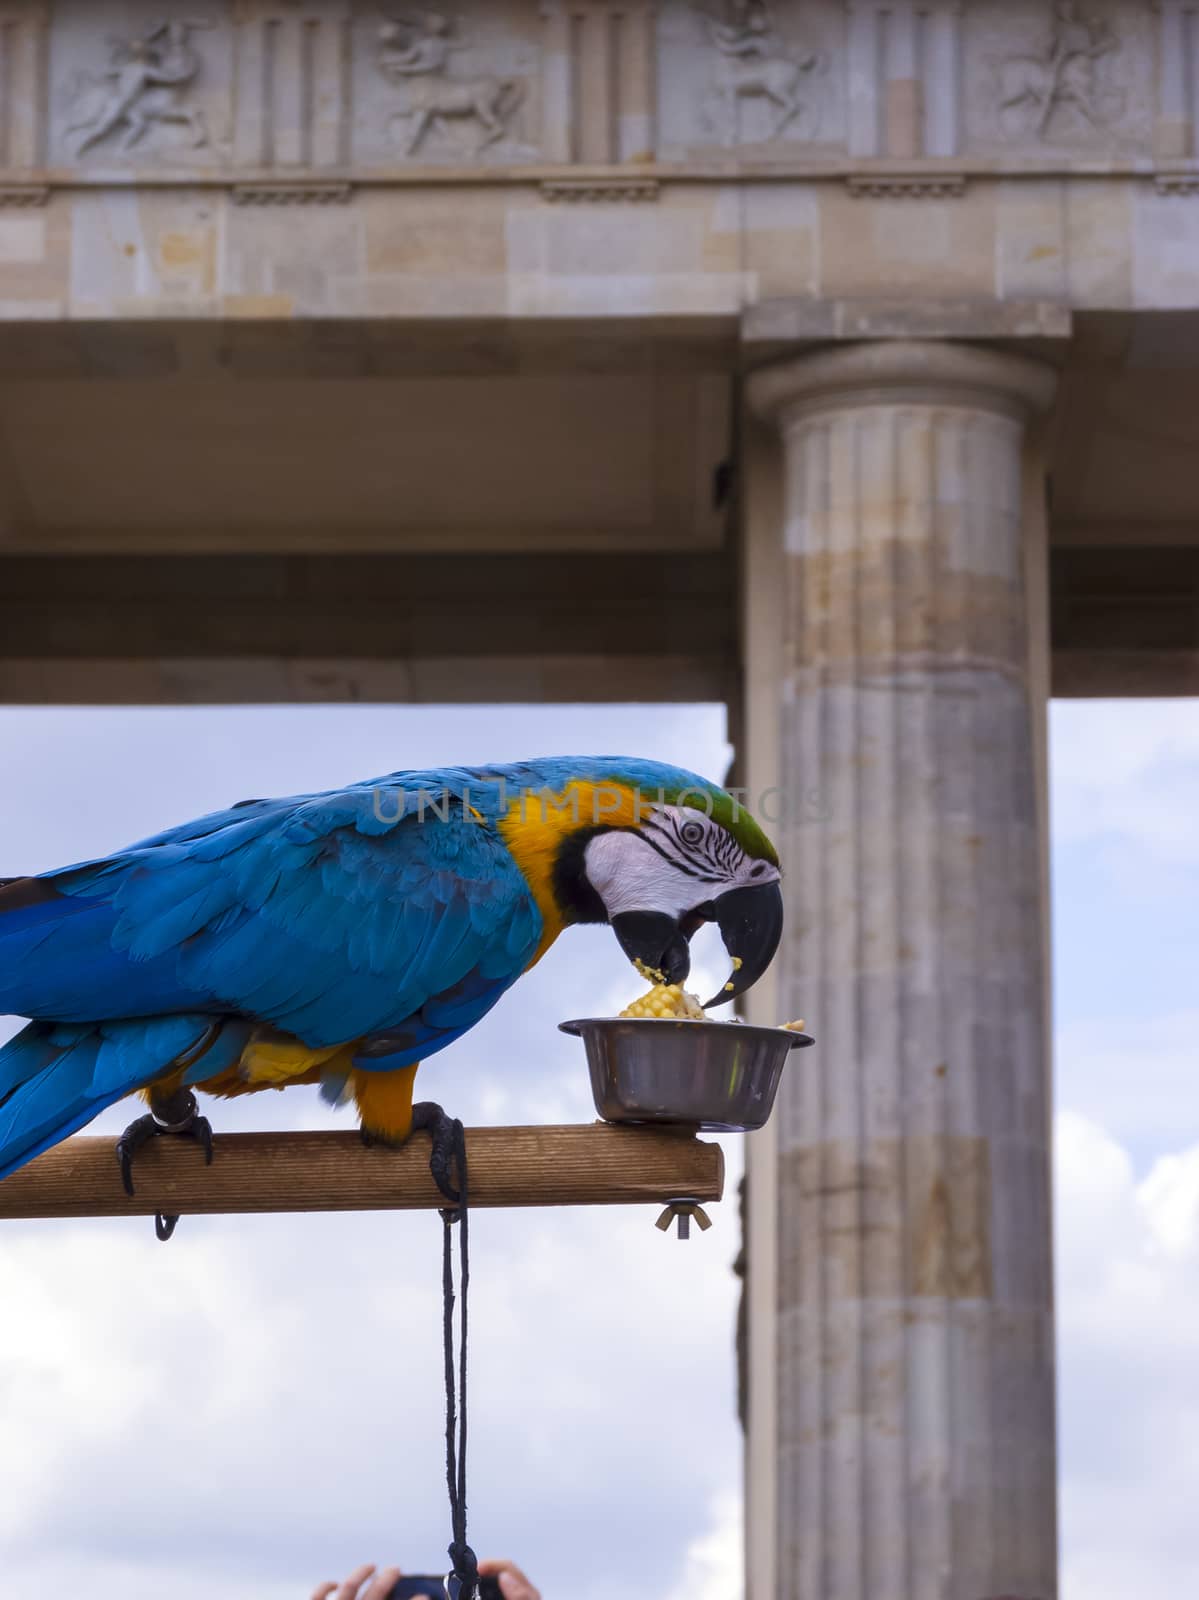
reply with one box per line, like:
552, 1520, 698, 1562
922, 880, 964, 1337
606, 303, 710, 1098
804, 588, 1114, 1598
412, 1100, 461, 1206
115, 1089, 213, 1243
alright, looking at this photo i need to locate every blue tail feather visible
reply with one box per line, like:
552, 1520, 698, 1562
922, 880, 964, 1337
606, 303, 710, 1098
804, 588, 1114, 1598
0, 1014, 224, 1181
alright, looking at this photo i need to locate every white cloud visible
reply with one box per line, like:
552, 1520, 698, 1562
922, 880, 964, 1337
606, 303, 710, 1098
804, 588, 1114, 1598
1051, 701, 1199, 791
1050, 699, 1199, 864
0, 1187, 747, 1598
1139, 1145, 1199, 1259
1056, 1011, 1199, 1161
1057, 1111, 1199, 1600
665, 1489, 742, 1600
0, 1553, 302, 1600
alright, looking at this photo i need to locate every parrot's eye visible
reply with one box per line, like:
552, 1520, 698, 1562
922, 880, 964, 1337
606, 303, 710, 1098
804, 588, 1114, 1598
680, 820, 705, 846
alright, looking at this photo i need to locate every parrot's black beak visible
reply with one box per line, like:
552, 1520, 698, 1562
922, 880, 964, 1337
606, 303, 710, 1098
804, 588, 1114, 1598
701, 880, 784, 1009
611, 910, 692, 987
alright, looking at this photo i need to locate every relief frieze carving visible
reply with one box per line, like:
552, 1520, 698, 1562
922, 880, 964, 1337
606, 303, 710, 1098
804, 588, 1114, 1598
700, 0, 826, 146
0, 0, 1175, 183
964, 0, 1151, 154
374, 9, 529, 159
997, 1, 1123, 140
65, 17, 211, 156
656, 0, 843, 160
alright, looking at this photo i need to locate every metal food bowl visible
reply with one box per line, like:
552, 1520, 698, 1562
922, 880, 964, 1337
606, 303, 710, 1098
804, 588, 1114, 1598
558, 1017, 814, 1133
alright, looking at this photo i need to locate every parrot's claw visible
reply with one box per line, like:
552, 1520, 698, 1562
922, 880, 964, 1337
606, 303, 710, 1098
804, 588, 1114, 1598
116, 1112, 165, 1197
411, 1100, 461, 1207
115, 1091, 213, 1243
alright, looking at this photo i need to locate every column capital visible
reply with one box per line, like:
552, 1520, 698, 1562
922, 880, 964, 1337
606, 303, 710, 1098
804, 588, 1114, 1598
748, 339, 1056, 430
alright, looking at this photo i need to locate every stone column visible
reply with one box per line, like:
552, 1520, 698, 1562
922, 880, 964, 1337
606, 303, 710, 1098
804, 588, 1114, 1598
745, 341, 1057, 1600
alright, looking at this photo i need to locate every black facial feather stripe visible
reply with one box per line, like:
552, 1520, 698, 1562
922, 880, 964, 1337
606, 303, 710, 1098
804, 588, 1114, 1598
658, 812, 741, 873
641, 813, 745, 883
638, 823, 716, 880
635, 828, 724, 883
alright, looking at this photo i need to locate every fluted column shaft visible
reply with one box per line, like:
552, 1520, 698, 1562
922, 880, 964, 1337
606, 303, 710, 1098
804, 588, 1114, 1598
747, 342, 1057, 1600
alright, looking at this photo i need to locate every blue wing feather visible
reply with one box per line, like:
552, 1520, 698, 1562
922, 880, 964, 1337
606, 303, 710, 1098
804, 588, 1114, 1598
0, 775, 543, 1053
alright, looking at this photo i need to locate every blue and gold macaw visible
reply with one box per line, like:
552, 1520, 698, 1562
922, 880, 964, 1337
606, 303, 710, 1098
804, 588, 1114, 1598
0, 757, 782, 1214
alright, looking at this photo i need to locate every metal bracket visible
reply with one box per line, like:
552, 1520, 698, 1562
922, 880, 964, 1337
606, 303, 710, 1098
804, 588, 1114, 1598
655, 1198, 713, 1241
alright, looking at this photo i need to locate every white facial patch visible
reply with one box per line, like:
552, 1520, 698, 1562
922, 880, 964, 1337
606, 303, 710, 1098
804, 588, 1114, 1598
583, 805, 780, 921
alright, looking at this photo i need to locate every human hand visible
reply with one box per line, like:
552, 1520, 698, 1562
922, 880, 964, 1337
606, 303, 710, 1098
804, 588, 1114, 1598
477, 1559, 542, 1600
310, 1563, 405, 1600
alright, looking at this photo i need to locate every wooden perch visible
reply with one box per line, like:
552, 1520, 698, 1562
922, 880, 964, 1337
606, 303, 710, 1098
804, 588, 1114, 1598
0, 1124, 725, 1220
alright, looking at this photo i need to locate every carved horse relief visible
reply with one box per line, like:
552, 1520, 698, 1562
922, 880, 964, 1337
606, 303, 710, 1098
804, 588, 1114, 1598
699, 1, 825, 147
66, 19, 211, 156
997, 1, 1124, 140
377, 12, 524, 157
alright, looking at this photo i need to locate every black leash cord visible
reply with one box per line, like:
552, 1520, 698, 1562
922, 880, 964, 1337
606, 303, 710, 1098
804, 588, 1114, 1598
441, 1119, 478, 1599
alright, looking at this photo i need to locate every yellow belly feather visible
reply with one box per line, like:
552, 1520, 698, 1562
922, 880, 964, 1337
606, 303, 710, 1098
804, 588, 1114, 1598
143, 1034, 417, 1144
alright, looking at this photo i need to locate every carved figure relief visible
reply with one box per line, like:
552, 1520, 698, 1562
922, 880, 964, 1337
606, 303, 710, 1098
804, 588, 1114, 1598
66, 18, 212, 156
699, 0, 825, 147
997, 1, 1123, 140
376, 10, 524, 157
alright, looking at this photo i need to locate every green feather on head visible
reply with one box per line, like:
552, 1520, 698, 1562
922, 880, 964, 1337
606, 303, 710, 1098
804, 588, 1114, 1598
622, 773, 780, 868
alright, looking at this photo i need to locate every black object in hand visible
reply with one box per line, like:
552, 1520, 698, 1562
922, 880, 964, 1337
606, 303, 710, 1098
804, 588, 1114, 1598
386, 1578, 504, 1600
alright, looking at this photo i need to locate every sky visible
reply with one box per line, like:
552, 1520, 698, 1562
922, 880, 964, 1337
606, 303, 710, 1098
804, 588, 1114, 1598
0, 697, 1195, 1599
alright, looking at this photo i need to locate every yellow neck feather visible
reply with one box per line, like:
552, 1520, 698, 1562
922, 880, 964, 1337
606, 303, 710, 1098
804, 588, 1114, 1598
497, 779, 643, 968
